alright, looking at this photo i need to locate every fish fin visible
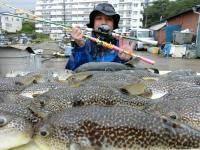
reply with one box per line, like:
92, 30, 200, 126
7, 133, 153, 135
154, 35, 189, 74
142, 77, 159, 81
68, 72, 93, 82
147, 68, 159, 74
139, 89, 153, 98
120, 82, 146, 96
32, 93, 40, 97
67, 72, 93, 86
76, 72, 93, 81
33, 74, 43, 83
125, 56, 140, 67
15, 78, 34, 86
70, 82, 82, 88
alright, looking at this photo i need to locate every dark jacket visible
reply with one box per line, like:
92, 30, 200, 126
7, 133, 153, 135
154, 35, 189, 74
65, 34, 127, 70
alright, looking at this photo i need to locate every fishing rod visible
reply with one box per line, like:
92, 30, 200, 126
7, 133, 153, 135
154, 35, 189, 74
0, 3, 155, 65
0, 12, 72, 33
0, 1, 156, 44
0, 1, 157, 45
84, 35, 155, 64
88, 28, 158, 45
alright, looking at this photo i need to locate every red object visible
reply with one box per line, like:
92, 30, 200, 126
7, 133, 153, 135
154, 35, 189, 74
85, 35, 155, 65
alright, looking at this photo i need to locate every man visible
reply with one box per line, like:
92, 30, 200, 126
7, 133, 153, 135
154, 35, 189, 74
66, 3, 133, 70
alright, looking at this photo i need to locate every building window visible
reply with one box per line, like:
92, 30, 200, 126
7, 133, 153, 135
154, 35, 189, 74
5, 23, 12, 27
128, 5, 132, 9
133, 11, 137, 15
132, 19, 137, 22
5, 17, 8, 21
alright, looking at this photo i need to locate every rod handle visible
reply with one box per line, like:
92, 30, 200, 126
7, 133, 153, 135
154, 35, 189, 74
138, 56, 155, 65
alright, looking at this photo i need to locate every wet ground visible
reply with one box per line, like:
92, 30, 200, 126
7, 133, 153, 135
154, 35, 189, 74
134, 51, 200, 72
0, 47, 199, 76
41, 51, 200, 72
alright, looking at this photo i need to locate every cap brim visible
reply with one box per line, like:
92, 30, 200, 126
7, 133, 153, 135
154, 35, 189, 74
87, 10, 120, 29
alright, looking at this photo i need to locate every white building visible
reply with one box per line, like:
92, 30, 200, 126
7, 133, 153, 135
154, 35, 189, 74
35, 0, 144, 39
0, 12, 22, 33
115, 0, 144, 33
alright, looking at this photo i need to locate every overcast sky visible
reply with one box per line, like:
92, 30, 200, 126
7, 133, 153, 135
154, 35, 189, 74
1, 0, 36, 11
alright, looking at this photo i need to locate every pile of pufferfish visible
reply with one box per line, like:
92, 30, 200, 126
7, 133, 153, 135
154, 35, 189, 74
1, 61, 200, 150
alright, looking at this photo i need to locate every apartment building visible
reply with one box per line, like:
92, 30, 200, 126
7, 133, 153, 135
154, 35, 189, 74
0, 12, 22, 33
116, 0, 144, 33
35, 0, 144, 39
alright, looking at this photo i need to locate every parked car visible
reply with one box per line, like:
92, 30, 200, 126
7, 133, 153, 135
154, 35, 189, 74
129, 28, 158, 50
0, 34, 9, 46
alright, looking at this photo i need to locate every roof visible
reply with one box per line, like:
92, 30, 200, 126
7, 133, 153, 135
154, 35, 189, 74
130, 28, 153, 31
165, 4, 200, 21
149, 4, 200, 28
0, 11, 12, 15
149, 22, 167, 31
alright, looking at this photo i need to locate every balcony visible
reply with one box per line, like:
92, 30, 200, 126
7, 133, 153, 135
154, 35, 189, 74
35, 6, 43, 10
35, 12, 42, 16
121, 15, 131, 19
51, 18, 63, 21
51, 12, 63, 15
72, 11, 84, 15
35, 29, 43, 33
51, 6, 63, 9
51, 29, 63, 33
35, 24, 43, 28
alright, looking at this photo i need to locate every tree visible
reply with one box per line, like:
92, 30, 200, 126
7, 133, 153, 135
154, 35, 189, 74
18, 21, 50, 42
143, 0, 200, 27
18, 21, 35, 34
143, 0, 170, 27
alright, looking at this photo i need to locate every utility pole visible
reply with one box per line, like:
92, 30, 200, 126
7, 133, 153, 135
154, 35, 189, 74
192, 6, 200, 57
63, 0, 66, 36
144, 0, 149, 28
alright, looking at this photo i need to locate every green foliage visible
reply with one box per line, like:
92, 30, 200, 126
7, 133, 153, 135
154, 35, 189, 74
18, 21, 50, 42
143, 0, 170, 27
18, 21, 35, 34
144, 0, 200, 27
31, 33, 50, 43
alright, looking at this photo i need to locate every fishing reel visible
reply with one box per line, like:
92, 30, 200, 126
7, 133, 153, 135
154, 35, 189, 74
94, 24, 116, 44
98, 24, 111, 35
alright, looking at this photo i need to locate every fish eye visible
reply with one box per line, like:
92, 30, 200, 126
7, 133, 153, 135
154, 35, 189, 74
40, 130, 49, 137
72, 100, 84, 107
168, 112, 178, 120
170, 115, 177, 119
40, 100, 45, 107
0, 116, 7, 127
33, 79, 38, 84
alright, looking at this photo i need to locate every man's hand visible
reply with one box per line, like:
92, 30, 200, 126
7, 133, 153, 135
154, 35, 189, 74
71, 25, 85, 47
118, 37, 134, 61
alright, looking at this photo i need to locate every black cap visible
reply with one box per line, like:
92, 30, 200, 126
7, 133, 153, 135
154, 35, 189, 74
87, 3, 120, 30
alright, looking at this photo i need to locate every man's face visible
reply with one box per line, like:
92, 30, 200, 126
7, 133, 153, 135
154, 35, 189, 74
94, 13, 114, 32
